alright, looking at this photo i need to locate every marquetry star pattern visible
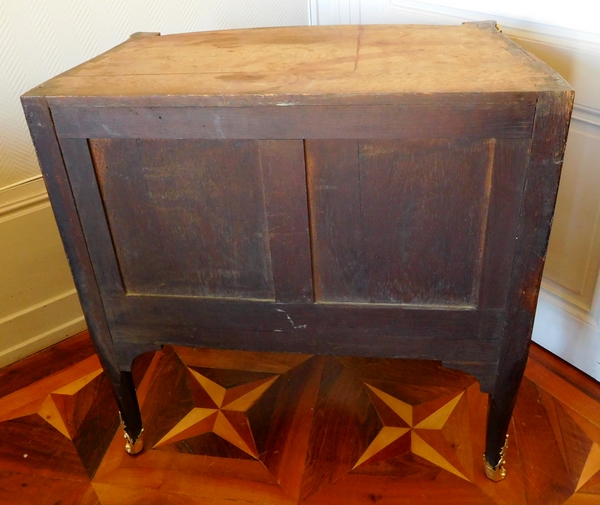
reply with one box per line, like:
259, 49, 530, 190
154, 367, 279, 458
355, 383, 468, 480
6, 349, 600, 504
36, 368, 104, 440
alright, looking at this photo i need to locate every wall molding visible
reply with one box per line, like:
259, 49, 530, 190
0, 179, 85, 367
0, 175, 49, 223
533, 289, 600, 381
385, 1, 600, 45
309, 0, 361, 25
0, 289, 85, 369
572, 104, 600, 128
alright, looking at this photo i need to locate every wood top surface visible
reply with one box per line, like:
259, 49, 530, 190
25, 23, 571, 106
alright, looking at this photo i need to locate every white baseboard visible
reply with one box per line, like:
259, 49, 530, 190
532, 289, 600, 381
0, 289, 86, 368
0, 177, 87, 367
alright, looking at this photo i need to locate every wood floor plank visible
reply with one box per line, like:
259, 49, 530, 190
440, 383, 482, 483
2, 335, 600, 504
562, 403, 600, 446
564, 495, 600, 505
134, 351, 162, 405
511, 377, 573, 505
0, 355, 101, 423
525, 358, 600, 427
94, 440, 294, 504
574, 464, 600, 496
576, 443, 600, 492
550, 391, 595, 489
0, 471, 100, 505
0, 414, 90, 481
529, 344, 600, 404
469, 420, 528, 505
91, 482, 219, 505
302, 471, 497, 505
299, 357, 382, 503
70, 372, 120, 479
0, 331, 95, 399
139, 347, 197, 450
255, 355, 323, 500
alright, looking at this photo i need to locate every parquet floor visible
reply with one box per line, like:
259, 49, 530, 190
1, 333, 600, 504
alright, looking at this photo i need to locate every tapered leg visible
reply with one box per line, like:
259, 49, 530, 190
484, 351, 528, 481
114, 371, 144, 455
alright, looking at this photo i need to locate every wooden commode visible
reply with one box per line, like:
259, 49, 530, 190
21, 22, 573, 481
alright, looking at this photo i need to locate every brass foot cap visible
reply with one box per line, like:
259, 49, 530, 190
484, 459, 507, 481
124, 429, 144, 455
484, 434, 508, 481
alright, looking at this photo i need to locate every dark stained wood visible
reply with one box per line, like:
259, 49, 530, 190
46, 91, 539, 109
88, 137, 314, 303
115, 325, 501, 373
0, 414, 90, 480
107, 295, 504, 339
21, 100, 143, 445
484, 90, 574, 468
477, 139, 531, 309
136, 346, 197, 451
300, 357, 382, 502
50, 103, 535, 140
57, 137, 124, 297
442, 362, 498, 393
70, 373, 120, 479
19, 101, 118, 380
253, 357, 323, 499
21, 24, 574, 477
90, 138, 275, 300
307, 138, 500, 305
259, 140, 314, 303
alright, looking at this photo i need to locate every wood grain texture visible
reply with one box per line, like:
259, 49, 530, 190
90, 138, 275, 300
21, 23, 574, 494
19, 100, 122, 389
259, 140, 313, 303
107, 295, 503, 339
476, 139, 530, 309
50, 103, 535, 140
528, 344, 600, 404
307, 138, 497, 306
485, 90, 574, 467
25, 25, 569, 103
1, 335, 599, 504
0, 332, 95, 399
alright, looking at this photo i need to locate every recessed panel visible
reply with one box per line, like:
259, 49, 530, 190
307, 138, 495, 306
90, 139, 274, 299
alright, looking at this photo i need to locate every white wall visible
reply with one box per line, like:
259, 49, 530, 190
0, 0, 308, 367
389, 1, 600, 36
311, 0, 600, 380
1, 0, 308, 189
310, 0, 600, 39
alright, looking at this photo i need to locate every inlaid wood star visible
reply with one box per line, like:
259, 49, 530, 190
154, 367, 279, 458
36, 368, 103, 440
354, 383, 468, 480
